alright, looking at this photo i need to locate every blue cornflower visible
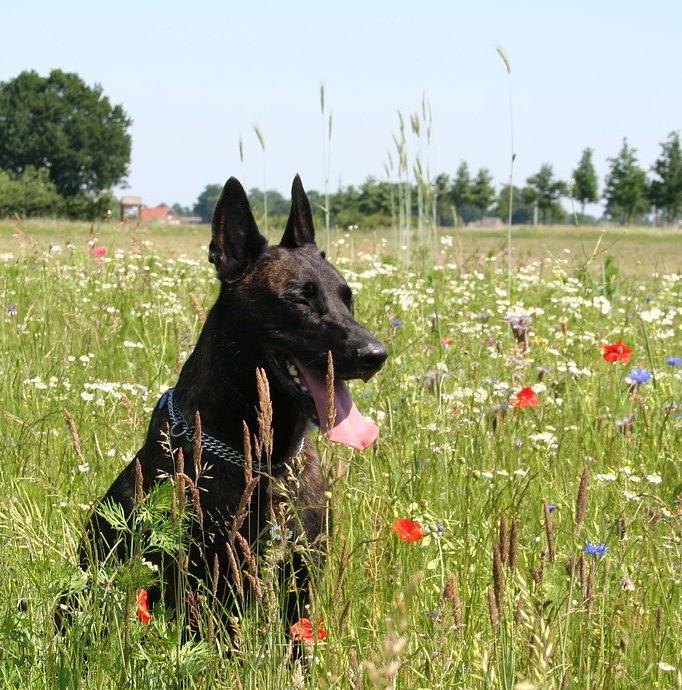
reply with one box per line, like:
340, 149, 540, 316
391, 320, 402, 328
625, 368, 652, 385
667, 356, 682, 367
547, 504, 557, 512
584, 542, 608, 558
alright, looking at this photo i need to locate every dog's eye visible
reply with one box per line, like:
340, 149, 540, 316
301, 282, 318, 298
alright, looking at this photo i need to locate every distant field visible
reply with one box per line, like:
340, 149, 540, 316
2, 219, 681, 276
1, 217, 681, 687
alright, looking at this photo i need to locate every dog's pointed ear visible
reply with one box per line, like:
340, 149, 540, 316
280, 174, 316, 248
209, 177, 267, 282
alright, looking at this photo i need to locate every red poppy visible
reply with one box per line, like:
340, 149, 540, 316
392, 517, 424, 542
601, 340, 632, 363
137, 588, 151, 624
510, 386, 540, 408
90, 245, 107, 258
290, 617, 328, 643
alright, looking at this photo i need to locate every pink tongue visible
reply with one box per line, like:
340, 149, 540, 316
296, 363, 379, 451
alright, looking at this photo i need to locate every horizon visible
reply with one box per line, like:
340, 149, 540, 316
4, 1, 681, 215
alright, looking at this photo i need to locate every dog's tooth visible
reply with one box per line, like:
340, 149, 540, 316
287, 363, 298, 377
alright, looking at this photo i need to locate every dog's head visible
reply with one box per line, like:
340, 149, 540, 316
208, 175, 387, 450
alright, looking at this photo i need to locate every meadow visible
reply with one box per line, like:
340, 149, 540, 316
0, 219, 681, 689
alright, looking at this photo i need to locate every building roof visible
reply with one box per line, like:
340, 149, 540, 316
140, 204, 172, 222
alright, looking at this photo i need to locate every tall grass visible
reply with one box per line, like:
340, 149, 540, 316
0, 226, 680, 688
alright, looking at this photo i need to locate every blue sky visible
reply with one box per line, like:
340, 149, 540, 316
4, 1, 681, 209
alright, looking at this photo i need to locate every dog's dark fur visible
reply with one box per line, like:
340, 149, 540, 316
74, 175, 386, 631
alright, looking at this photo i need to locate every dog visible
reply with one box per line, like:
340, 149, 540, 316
72, 175, 387, 635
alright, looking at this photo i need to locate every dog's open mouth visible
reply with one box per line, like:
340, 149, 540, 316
267, 352, 379, 451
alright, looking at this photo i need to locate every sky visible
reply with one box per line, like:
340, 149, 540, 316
3, 1, 681, 212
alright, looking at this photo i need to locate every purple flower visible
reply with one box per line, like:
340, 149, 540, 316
547, 504, 557, 512
666, 356, 682, 367
584, 542, 608, 558
6, 304, 17, 317
391, 320, 402, 328
625, 368, 652, 385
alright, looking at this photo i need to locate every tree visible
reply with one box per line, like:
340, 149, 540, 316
449, 161, 473, 224
524, 164, 566, 223
171, 203, 192, 217
470, 168, 496, 219
494, 185, 534, 224
434, 173, 453, 226
603, 139, 649, 225
649, 131, 682, 224
0, 70, 132, 199
0, 167, 62, 217
571, 148, 598, 220
194, 184, 223, 223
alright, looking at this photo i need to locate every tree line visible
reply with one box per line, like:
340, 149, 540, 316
0, 70, 680, 227
190, 135, 682, 228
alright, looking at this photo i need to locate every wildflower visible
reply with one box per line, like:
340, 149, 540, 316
505, 312, 532, 348
440, 335, 454, 346
615, 415, 635, 432
392, 517, 424, 542
6, 304, 17, 317
269, 524, 293, 542
657, 662, 676, 672
390, 320, 402, 328
601, 340, 633, 363
290, 617, 327, 643
90, 245, 107, 258
547, 504, 557, 512
666, 356, 682, 367
620, 576, 636, 592
625, 368, 652, 385
137, 588, 151, 624
583, 542, 608, 558
510, 387, 539, 408
536, 365, 552, 380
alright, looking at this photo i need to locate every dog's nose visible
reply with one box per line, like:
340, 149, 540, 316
356, 342, 388, 374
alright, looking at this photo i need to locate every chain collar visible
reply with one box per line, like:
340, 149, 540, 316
158, 388, 304, 470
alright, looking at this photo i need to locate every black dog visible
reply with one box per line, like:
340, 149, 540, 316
76, 175, 387, 633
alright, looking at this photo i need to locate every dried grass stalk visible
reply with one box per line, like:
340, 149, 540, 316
509, 517, 519, 571
499, 514, 509, 564
176, 447, 186, 516
543, 501, 556, 563
63, 409, 85, 464
193, 410, 203, 477
326, 350, 336, 432
189, 293, 206, 321
487, 586, 499, 629
134, 458, 144, 506
492, 545, 505, 611
575, 465, 589, 530
442, 574, 463, 631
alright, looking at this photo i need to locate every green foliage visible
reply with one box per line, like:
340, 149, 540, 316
0, 70, 131, 199
571, 148, 599, 220
193, 184, 223, 223
0, 167, 62, 217
494, 184, 534, 224
603, 139, 649, 225
470, 168, 496, 219
649, 131, 682, 224
524, 163, 567, 223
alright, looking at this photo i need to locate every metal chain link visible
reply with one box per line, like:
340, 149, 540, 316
161, 388, 304, 469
